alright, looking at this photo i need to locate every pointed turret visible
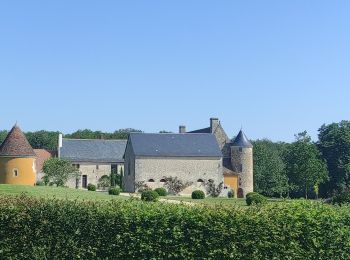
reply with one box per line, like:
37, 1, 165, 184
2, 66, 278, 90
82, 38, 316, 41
0, 124, 36, 186
230, 129, 253, 198
231, 130, 253, 148
0, 125, 36, 157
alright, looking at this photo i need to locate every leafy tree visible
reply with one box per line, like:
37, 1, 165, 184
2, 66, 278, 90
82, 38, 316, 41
25, 130, 59, 150
43, 158, 78, 186
253, 140, 289, 197
285, 132, 329, 198
318, 121, 350, 196
0, 130, 8, 144
98, 175, 111, 190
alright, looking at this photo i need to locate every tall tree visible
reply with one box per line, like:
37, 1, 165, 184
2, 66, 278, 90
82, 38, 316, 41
318, 121, 350, 196
253, 139, 289, 197
25, 130, 60, 150
285, 132, 328, 198
43, 158, 78, 186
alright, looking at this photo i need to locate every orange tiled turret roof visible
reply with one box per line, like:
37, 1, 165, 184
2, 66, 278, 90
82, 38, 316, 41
0, 125, 36, 157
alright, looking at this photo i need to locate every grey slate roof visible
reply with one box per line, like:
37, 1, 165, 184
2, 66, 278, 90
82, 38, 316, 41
231, 130, 253, 148
60, 139, 127, 163
129, 133, 222, 157
187, 127, 211, 134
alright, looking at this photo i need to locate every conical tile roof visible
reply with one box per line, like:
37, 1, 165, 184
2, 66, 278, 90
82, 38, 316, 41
231, 130, 253, 148
0, 125, 36, 157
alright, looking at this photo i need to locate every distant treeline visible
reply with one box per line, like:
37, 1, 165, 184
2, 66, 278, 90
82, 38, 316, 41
1, 121, 349, 198
253, 121, 350, 199
0, 128, 142, 151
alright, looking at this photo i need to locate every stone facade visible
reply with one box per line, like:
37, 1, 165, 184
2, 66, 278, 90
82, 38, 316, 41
188, 118, 254, 198
66, 163, 124, 189
231, 147, 253, 197
123, 156, 222, 195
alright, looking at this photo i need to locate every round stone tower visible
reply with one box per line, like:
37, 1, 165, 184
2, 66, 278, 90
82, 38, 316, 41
230, 130, 253, 198
0, 124, 37, 185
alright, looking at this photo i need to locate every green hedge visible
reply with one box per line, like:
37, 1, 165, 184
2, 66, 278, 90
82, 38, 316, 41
154, 188, 167, 196
0, 195, 349, 259
108, 187, 121, 195
87, 183, 96, 191
246, 192, 267, 206
191, 190, 205, 199
141, 190, 159, 202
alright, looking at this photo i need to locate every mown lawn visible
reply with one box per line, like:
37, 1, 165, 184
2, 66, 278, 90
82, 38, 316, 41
0, 184, 128, 201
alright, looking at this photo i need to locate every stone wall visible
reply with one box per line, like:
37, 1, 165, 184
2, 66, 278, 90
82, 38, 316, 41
66, 163, 124, 189
231, 147, 253, 197
128, 157, 223, 195
212, 123, 231, 158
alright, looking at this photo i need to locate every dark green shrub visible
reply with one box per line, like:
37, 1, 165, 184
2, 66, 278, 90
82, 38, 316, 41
141, 190, 159, 202
332, 189, 350, 205
108, 187, 121, 196
154, 188, 167, 196
192, 190, 205, 199
36, 181, 45, 186
87, 183, 96, 191
227, 189, 234, 198
246, 192, 267, 206
0, 196, 349, 259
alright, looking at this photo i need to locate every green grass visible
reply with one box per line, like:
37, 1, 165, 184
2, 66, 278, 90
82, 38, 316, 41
0, 184, 128, 201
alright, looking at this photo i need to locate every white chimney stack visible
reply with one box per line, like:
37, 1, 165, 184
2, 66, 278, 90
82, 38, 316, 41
58, 133, 63, 158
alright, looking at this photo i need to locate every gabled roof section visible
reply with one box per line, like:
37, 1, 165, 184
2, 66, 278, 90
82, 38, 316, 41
0, 125, 36, 157
129, 133, 222, 157
60, 139, 127, 163
187, 127, 211, 134
231, 130, 253, 148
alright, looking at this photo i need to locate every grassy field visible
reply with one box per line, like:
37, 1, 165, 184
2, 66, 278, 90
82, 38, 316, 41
0, 184, 128, 201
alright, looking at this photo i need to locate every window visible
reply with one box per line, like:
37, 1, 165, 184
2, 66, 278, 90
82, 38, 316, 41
96, 165, 99, 170
239, 164, 243, 172
160, 179, 166, 183
72, 164, 80, 169
148, 179, 155, 182
239, 147, 243, 152
197, 179, 204, 183
13, 169, 19, 177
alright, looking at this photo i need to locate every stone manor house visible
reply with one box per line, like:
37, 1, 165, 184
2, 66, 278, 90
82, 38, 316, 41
0, 118, 253, 197
124, 118, 253, 198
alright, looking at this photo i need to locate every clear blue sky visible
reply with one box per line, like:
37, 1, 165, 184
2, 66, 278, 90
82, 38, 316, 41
0, 1, 349, 142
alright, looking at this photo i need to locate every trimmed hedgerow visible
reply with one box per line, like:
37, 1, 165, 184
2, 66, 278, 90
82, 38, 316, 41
141, 190, 159, 202
191, 190, 205, 199
0, 195, 349, 259
87, 184, 96, 191
154, 188, 167, 196
108, 187, 121, 196
246, 192, 267, 206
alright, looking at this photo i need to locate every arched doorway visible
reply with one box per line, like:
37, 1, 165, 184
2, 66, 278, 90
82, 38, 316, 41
237, 188, 244, 198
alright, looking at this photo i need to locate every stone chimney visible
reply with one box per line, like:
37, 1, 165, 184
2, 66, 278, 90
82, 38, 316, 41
210, 118, 219, 133
179, 125, 186, 133
58, 133, 63, 158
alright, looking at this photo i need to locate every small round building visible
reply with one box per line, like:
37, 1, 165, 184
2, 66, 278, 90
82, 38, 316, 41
0, 124, 37, 185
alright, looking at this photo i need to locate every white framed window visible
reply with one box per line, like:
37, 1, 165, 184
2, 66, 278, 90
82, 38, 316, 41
13, 169, 19, 177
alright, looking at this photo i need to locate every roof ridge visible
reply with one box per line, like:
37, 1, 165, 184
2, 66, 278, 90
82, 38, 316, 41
63, 138, 127, 141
